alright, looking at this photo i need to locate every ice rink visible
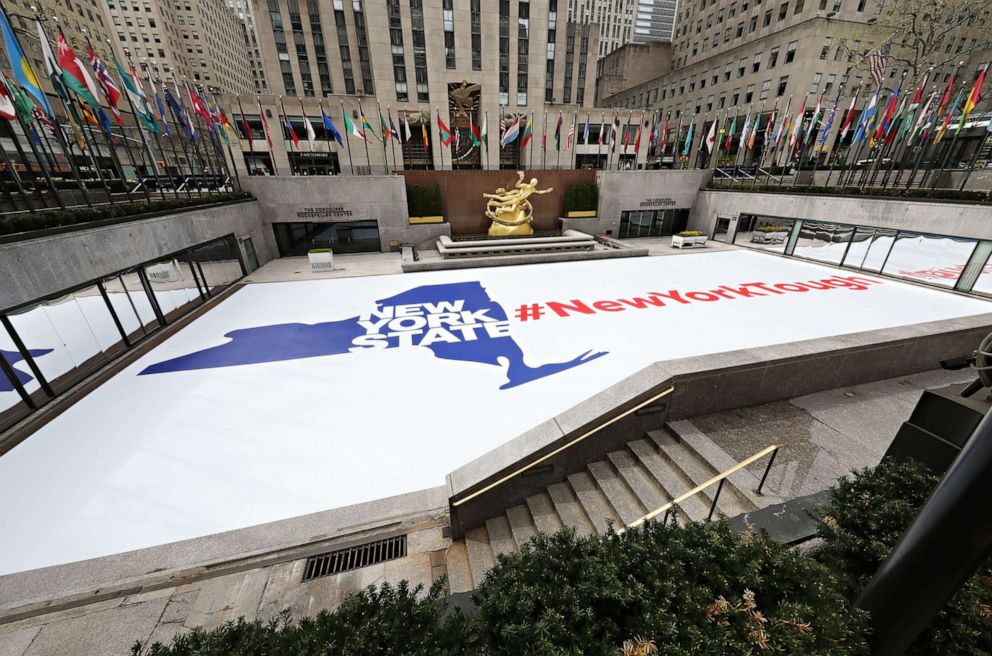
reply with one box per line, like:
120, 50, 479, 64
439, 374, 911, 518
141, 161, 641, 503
1, 249, 989, 575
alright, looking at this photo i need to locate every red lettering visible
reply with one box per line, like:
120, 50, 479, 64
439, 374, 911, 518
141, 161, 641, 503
546, 300, 596, 317
743, 282, 785, 295
686, 291, 720, 302
617, 295, 667, 309
648, 290, 691, 304
775, 283, 810, 292
593, 300, 626, 312
719, 285, 766, 298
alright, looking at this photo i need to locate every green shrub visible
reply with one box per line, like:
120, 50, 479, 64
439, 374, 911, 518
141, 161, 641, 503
707, 183, 989, 203
815, 459, 992, 655
473, 522, 869, 656
563, 182, 598, 213
407, 184, 443, 217
135, 579, 475, 656
677, 230, 704, 237
756, 224, 789, 232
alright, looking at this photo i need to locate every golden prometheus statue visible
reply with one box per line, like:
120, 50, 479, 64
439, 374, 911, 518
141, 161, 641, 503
483, 171, 553, 237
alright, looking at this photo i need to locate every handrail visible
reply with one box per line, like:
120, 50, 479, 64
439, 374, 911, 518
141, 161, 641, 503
620, 442, 784, 533
451, 385, 675, 507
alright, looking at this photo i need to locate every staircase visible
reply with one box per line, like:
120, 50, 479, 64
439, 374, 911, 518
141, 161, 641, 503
446, 422, 784, 592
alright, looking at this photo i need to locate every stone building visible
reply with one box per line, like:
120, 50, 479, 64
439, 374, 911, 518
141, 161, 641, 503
568, 0, 677, 58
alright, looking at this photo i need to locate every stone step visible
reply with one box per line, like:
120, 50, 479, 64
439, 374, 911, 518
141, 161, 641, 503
668, 420, 784, 509
627, 438, 710, 523
567, 471, 622, 535
649, 429, 750, 518
445, 539, 474, 594
525, 492, 564, 536
586, 460, 647, 527
484, 516, 518, 558
607, 448, 669, 518
505, 504, 538, 548
464, 526, 496, 588
547, 481, 596, 537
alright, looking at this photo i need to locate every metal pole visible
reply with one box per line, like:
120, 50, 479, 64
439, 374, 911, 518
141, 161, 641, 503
358, 99, 371, 172
959, 129, 988, 191
0, 121, 35, 212
15, 112, 64, 208
339, 100, 355, 175
164, 80, 199, 195
154, 74, 190, 198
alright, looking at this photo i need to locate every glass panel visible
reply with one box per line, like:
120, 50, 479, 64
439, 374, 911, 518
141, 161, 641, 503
792, 221, 854, 265
881, 233, 977, 288
968, 255, 992, 296
5, 291, 111, 392
193, 237, 243, 292
0, 324, 35, 430
144, 258, 202, 320
858, 229, 897, 272
119, 270, 160, 332
737, 216, 794, 253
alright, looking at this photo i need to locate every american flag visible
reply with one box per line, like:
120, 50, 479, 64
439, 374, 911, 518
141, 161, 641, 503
566, 118, 575, 149
867, 43, 889, 87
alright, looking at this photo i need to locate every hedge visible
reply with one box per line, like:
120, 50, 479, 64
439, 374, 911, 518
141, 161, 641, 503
563, 182, 598, 213
407, 184, 443, 217
0, 192, 253, 237
708, 182, 989, 202
814, 459, 992, 655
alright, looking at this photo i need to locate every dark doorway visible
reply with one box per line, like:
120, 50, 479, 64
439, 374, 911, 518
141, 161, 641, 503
273, 221, 382, 256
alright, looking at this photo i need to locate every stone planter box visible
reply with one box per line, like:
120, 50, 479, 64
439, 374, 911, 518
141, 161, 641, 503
308, 250, 334, 271
672, 235, 707, 249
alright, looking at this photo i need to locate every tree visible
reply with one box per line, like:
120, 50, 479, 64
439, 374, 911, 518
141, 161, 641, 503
838, 0, 992, 86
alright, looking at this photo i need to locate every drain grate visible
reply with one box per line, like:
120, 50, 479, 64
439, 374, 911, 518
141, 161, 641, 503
302, 535, 407, 582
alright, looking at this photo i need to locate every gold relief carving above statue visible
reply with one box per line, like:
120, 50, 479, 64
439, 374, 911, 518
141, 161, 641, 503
483, 171, 553, 237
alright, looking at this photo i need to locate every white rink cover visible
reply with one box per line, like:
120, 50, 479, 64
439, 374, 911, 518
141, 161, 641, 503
1, 250, 990, 575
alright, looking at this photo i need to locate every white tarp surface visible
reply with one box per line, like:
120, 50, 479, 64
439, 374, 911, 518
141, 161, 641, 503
0, 250, 989, 575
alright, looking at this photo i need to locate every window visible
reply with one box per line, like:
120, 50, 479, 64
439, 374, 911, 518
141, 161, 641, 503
777, 75, 789, 96
724, 62, 732, 80
738, 58, 746, 77
706, 94, 713, 111
778, 2, 788, 19
768, 46, 779, 68
736, 21, 743, 37
760, 79, 771, 100
820, 36, 832, 60
752, 52, 762, 72
745, 84, 754, 102
824, 73, 836, 92
810, 72, 822, 93
763, 9, 772, 25
785, 40, 797, 63
442, 0, 455, 68
471, 0, 482, 70
719, 93, 726, 108
749, 15, 757, 31
732, 87, 740, 104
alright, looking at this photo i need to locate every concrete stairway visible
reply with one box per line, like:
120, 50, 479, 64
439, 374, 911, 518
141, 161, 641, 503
447, 422, 784, 592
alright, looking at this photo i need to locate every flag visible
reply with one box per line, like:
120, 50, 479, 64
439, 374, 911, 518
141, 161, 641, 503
112, 54, 159, 133
56, 31, 100, 111
540, 131, 546, 151
957, 64, 987, 134
321, 110, 343, 145
765, 105, 777, 149
705, 118, 717, 154
360, 107, 377, 141
868, 44, 889, 87
0, 72, 17, 120
480, 114, 488, 146
520, 116, 534, 149
188, 86, 211, 126
403, 112, 412, 141
582, 117, 590, 144
567, 117, 575, 149
838, 92, 859, 141
633, 121, 641, 153
935, 88, 963, 143
164, 85, 193, 138
437, 113, 454, 146
906, 92, 935, 145
748, 111, 761, 150
899, 75, 928, 141
219, 110, 238, 144
501, 116, 520, 147
805, 97, 822, 144
421, 116, 428, 149
154, 81, 171, 137
611, 116, 620, 151
597, 121, 605, 146
875, 80, 901, 142
379, 108, 393, 141
258, 104, 273, 148
7, 80, 34, 125
819, 94, 840, 146
682, 120, 694, 156
738, 108, 752, 149
787, 98, 806, 151
2, 9, 52, 117
303, 110, 316, 149
852, 92, 876, 144
554, 114, 562, 151
661, 115, 670, 151
469, 114, 482, 147
284, 115, 299, 147
343, 110, 367, 141
85, 42, 123, 127
724, 113, 737, 151
388, 113, 400, 143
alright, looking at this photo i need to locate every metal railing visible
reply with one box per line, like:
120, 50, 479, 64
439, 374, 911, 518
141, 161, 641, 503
451, 385, 676, 508
620, 443, 784, 533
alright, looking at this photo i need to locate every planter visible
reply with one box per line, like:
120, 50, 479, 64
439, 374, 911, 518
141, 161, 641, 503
672, 235, 707, 249
566, 210, 597, 218
409, 215, 445, 224
308, 250, 334, 272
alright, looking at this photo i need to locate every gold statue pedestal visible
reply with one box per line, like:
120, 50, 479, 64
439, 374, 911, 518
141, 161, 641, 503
484, 171, 553, 238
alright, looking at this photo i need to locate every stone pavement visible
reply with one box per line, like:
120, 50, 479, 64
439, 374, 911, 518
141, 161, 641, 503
686, 368, 976, 500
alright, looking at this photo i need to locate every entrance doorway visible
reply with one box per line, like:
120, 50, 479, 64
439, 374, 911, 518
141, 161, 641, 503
618, 209, 689, 239
273, 221, 382, 256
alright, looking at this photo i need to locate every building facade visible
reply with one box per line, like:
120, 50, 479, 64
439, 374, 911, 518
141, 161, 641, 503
568, 0, 676, 58
104, 0, 255, 94
234, 0, 599, 174
597, 0, 992, 166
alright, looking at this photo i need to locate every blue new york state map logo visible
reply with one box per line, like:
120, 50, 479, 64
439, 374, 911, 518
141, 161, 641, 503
140, 282, 606, 389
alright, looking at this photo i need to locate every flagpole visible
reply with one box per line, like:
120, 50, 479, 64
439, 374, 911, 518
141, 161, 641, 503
317, 98, 332, 172
339, 100, 355, 175
540, 111, 547, 170
211, 93, 240, 188
298, 96, 311, 172
184, 79, 215, 193
278, 96, 294, 175
6, 113, 49, 208
556, 111, 563, 170
164, 78, 200, 195
154, 75, 189, 197
197, 86, 229, 187
388, 106, 399, 171
377, 101, 388, 173
355, 100, 370, 173
570, 111, 577, 169
893, 82, 933, 188
483, 109, 489, 170
931, 75, 970, 191
175, 75, 209, 191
